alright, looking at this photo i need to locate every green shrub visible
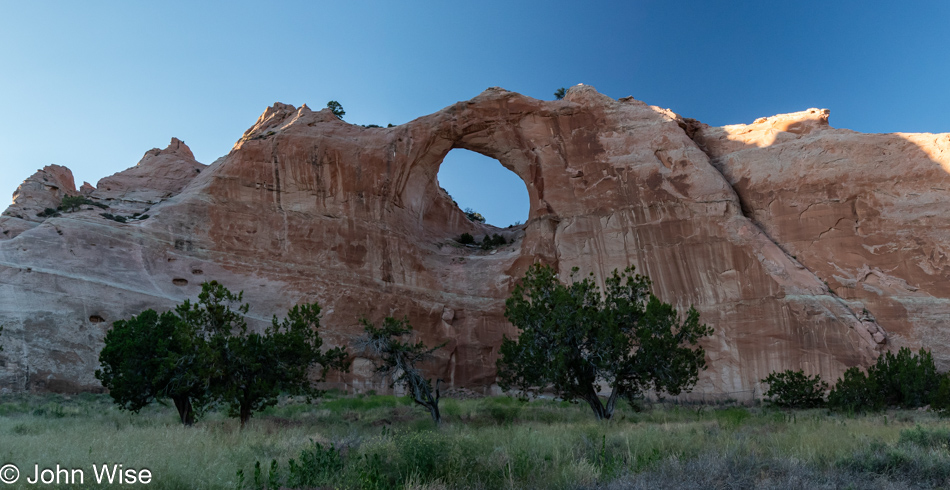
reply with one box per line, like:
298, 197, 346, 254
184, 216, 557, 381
100, 213, 127, 223
479, 233, 508, 250
874, 347, 941, 408
828, 367, 883, 413
714, 407, 751, 427
931, 374, 950, 416
837, 439, 950, 485
60, 195, 93, 212
320, 395, 406, 413
393, 430, 450, 481
761, 369, 828, 408
37, 208, 60, 218
286, 442, 344, 488
99, 213, 148, 223
829, 348, 942, 412
484, 397, 523, 425
899, 425, 950, 449
458, 233, 474, 245
463, 208, 485, 223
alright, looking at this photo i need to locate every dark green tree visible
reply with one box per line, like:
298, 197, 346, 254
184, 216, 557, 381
356, 316, 445, 424
60, 195, 93, 212
97, 281, 349, 428
554, 87, 566, 100
828, 347, 941, 413
326, 101, 345, 120
930, 374, 950, 416
95, 309, 211, 425
497, 264, 712, 420
761, 370, 828, 408
215, 301, 350, 428
828, 366, 883, 413
873, 347, 940, 408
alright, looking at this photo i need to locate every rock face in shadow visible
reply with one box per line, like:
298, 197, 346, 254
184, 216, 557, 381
1, 86, 946, 397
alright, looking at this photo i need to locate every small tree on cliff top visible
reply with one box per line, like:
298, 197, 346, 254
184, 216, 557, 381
327, 100, 345, 120
497, 264, 712, 420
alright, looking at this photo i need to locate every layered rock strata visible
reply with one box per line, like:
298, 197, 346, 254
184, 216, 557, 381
1, 86, 946, 397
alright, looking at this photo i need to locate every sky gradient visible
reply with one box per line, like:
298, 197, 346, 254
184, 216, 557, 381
2, 1, 948, 226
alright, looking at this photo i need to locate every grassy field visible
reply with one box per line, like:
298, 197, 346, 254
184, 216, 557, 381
1, 393, 950, 489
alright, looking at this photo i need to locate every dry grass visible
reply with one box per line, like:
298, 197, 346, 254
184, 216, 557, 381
1, 394, 949, 489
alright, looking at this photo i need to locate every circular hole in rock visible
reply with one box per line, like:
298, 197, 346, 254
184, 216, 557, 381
191, 269, 204, 275
437, 149, 529, 228
89, 315, 105, 323
172, 278, 188, 286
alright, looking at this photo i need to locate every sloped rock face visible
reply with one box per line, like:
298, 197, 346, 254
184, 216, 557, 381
691, 110, 950, 369
3, 86, 944, 397
93, 137, 204, 207
1, 165, 78, 240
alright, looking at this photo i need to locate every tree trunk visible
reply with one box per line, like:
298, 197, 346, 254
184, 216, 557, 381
603, 386, 623, 420
410, 378, 442, 425
172, 395, 195, 426
240, 405, 251, 429
583, 385, 608, 420
430, 379, 442, 425
239, 387, 252, 429
427, 402, 441, 425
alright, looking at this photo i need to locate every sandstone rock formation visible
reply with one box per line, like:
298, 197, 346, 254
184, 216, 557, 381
1, 86, 947, 398
690, 110, 950, 366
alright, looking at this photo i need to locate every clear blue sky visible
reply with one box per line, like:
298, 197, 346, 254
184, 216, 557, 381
2, 2, 948, 227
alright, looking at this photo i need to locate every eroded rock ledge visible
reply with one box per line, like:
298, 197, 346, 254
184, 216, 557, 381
3, 86, 949, 397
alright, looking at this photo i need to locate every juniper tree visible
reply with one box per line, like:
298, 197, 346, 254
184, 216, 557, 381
326, 101, 345, 120
497, 264, 712, 420
356, 317, 445, 425
96, 309, 211, 425
97, 281, 349, 428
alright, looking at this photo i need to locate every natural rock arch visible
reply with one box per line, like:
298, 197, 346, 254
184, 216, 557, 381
3, 86, 950, 398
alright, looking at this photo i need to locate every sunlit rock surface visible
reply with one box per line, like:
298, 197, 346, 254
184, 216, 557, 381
2, 86, 948, 397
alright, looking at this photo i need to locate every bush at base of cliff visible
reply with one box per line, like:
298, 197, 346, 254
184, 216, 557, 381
873, 347, 941, 409
762, 370, 828, 408
828, 347, 942, 413
828, 367, 883, 413
929, 374, 950, 416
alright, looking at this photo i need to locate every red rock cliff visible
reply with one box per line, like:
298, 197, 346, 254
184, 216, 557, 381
3, 86, 946, 398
